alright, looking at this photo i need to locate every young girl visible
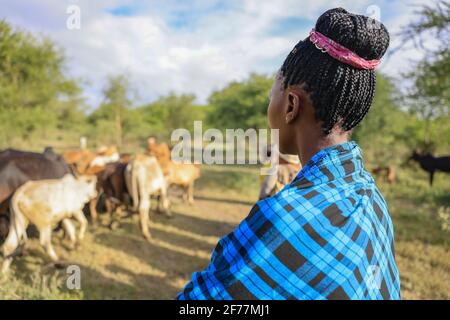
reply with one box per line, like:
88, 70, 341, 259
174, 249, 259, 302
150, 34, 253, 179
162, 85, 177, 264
177, 7, 401, 300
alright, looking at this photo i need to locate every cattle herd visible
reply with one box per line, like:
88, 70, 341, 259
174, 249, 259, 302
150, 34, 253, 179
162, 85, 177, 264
0, 138, 448, 275
0, 138, 200, 273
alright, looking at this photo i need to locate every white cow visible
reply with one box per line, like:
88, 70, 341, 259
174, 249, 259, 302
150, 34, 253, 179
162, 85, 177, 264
125, 154, 170, 240
89, 152, 120, 167
1, 174, 97, 273
89, 145, 120, 168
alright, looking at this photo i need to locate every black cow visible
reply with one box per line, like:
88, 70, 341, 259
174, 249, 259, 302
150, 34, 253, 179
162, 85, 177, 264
92, 161, 130, 228
410, 150, 450, 186
0, 148, 72, 240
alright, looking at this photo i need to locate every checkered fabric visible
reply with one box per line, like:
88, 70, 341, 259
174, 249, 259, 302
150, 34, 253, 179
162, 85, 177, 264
177, 141, 401, 300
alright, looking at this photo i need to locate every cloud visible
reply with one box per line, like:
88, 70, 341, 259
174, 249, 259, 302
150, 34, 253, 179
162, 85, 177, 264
0, 0, 434, 108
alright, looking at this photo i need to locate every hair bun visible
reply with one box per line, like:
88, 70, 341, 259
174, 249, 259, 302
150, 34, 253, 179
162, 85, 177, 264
315, 7, 390, 60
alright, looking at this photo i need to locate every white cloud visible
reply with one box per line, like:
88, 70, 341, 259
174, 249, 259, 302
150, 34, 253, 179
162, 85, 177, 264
0, 0, 434, 108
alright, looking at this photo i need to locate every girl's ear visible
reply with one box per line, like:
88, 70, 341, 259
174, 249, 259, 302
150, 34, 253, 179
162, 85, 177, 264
285, 91, 301, 124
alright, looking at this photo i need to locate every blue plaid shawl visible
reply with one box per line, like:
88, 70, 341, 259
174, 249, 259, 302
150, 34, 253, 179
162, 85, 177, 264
177, 141, 401, 300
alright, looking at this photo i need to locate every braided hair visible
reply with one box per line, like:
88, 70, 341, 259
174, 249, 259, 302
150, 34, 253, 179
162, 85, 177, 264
280, 8, 390, 134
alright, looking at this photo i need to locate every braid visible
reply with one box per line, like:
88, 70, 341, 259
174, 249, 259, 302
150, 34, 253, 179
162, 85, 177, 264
280, 7, 390, 134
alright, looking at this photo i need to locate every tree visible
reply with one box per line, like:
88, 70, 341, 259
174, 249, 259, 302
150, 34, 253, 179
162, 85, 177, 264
141, 93, 205, 140
352, 74, 410, 164
400, 1, 450, 150
90, 75, 131, 147
0, 20, 82, 145
207, 74, 273, 130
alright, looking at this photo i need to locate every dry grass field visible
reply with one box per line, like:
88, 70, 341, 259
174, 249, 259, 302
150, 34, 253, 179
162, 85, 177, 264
0, 164, 449, 299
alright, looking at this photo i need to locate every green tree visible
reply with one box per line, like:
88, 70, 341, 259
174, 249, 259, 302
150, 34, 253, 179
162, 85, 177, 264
353, 74, 412, 164
207, 73, 273, 130
400, 0, 450, 150
141, 93, 205, 140
89, 75, 131, 147
0, 20, 83, 145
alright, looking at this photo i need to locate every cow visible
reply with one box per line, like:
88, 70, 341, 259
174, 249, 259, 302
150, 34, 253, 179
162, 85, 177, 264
96, 162, 130, 228
410, 151, 450, 186
0, 148, 73, 240
371, 166, 396, 185
62, 149, 96, 174
147, 137, 171, 167
165, 162, 201, 204
62, 146, 120, 175
125, 154, 170, 240
146, 139, 200, 204
0, 215, 8, 241
90, 145, 120, 168
63, 146, 121, 223
259, 153, 301, 200
119, 153, 133, 164
1, 174, 97, 273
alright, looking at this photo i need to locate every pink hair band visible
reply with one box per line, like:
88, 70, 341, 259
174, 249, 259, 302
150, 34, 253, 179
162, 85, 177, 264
309, 29, 380, 70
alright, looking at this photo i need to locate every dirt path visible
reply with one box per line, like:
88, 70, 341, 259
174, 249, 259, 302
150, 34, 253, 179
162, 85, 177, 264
1, 165, 448, 299
0, 165, 258, 299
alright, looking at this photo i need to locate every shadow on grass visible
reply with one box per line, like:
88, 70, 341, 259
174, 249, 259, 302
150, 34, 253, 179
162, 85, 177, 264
79, 264, 181, 299
164, 210, 236, 238
194, 195, 255, 207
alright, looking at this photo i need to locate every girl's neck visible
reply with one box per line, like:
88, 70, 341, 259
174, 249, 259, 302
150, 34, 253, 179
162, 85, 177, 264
296, 129, 349, 165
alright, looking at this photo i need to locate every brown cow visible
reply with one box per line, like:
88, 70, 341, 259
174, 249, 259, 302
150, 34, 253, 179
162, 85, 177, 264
96, 162, 130, 228
63, 146, 120, 175
164, 162, 201, 204
371, 166, 396, 185
62, 149, 96, 174
90, 145, 120, 167
147, 138, 170, 161
0, 215, 8, 242
259, 154, 302, 200
147, 139, 200, 204
63, 146, 121, 223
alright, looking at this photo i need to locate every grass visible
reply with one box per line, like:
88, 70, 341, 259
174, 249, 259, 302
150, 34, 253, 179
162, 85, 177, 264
0, 163, 449, 299
381, 167, 450, 299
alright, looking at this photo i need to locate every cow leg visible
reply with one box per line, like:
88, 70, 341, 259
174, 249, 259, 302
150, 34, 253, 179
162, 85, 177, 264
429, 171, 435, 186
0, 215, 8, 242
72, 210, 88, 242
1, 226, 21, 274
139, 197, 151, 240
188, 181, 195, 205
106, 198, 119, 230
105, 198, 113, 215
155, 194, 161, 212
160, 185, 172, 218
89, 198, 98, 227
1, 210, 29, 273
61, 219, 77, 249
125, 167, 139, 213
123, 193, 132, 211
181, 186, 188, 203
39, 226, 58, 262
1, 256, 13, 274
105, 198, 116, 228
109, 204, 122, 230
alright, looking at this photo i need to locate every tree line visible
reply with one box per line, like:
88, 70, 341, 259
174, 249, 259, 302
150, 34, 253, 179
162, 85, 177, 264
0, 1, 448, 163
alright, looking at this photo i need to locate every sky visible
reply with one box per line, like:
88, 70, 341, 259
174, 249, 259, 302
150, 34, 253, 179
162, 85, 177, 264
0, 0, 430, 109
